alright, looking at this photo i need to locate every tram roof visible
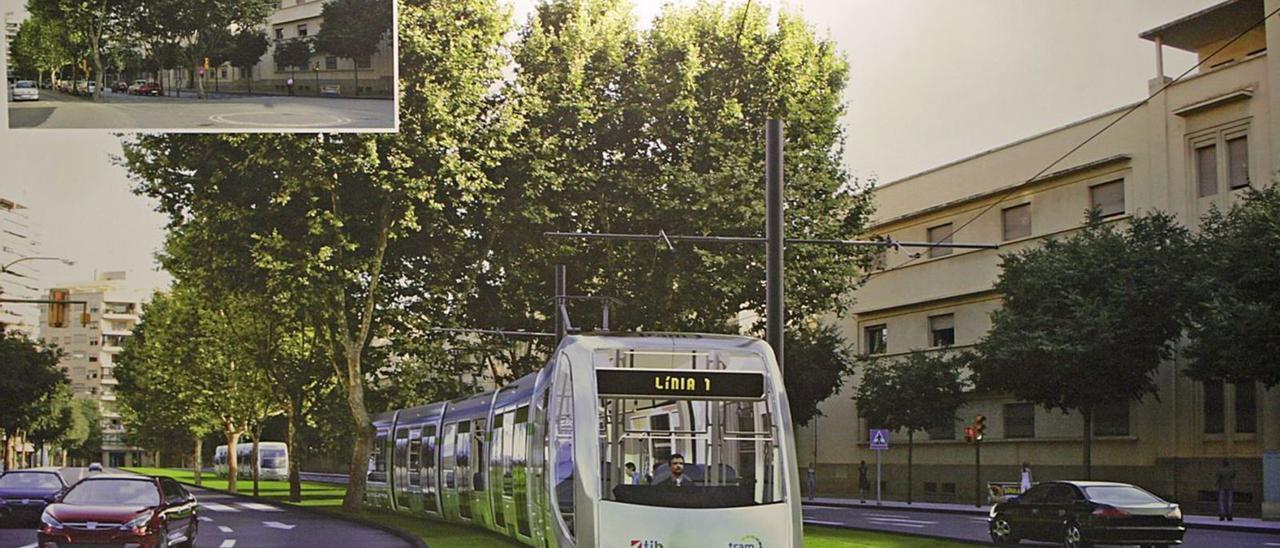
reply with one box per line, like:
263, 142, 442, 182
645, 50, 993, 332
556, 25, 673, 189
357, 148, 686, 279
560, 332, 767, 353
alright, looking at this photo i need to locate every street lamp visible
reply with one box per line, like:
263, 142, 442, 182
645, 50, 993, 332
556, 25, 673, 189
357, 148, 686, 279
1, 256, 76, 273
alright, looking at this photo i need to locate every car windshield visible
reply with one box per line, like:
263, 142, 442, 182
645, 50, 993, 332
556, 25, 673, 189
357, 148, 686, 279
62, 479, 159, 506
0, 472, 62, 489
15, 81, 35, 89
1084, 485, 1163, 505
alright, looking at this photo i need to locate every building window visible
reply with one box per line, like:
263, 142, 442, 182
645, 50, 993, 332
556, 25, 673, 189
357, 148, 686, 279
1090, 180, 1125, 217
297, 23, 308, 37
1227, 136, 1249, 189
1092, 401, 1129, 436
275, 27, 284, 40
1235, 381, 1256, 434
927, 223, 953, 258
325, 56, 338, 70
1196, 145, 1217, 197
1001, 204, 1031, 241
929, 314, 955, 347
927, 419, 955, 440
1004, 403, 1035, 438
1204, 380, 1224, 434
864, 324, 887, 355
356, 55, 372, 69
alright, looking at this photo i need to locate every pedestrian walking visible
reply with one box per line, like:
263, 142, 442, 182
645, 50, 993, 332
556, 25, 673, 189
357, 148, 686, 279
1217, 459, 1235, 521
806, 465, 816, 501
287, 76, 295, 96
1019, 462, 1033, 494
858, 460, 870, 502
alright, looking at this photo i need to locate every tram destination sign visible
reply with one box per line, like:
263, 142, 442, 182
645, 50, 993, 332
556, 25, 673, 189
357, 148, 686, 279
596, 368, 766, 400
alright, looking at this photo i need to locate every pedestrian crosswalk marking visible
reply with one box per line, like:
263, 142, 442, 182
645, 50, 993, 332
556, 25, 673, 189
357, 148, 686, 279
238, 502, 282, 512
218, 525, 234, 533
202, 502, 242, 512
198, 516, 214, 522
219, 540, 237, 548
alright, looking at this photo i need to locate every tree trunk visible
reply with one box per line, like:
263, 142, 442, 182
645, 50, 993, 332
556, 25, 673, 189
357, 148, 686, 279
353, 64, 359, 97
286, 395, 302, 502
196, 62, 206, 99
907, 430, 914, 504
251, 430, 261, 497
225, 428, 240, 494
193, 437, 203, 486
91, 28, 104, 101
1083, 406, 1093, 480
342, 346, 373, 512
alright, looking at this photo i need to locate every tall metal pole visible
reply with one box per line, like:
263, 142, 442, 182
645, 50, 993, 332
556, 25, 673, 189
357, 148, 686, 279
975, 439, 982, 507
765, 119, 785, 372
554, 265, 567, 343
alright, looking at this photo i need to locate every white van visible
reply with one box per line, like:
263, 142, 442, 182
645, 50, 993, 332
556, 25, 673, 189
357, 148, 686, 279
213, 442, 289, 481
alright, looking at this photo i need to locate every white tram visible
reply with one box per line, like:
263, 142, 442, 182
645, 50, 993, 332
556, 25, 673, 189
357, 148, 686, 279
365, 333, 803, 548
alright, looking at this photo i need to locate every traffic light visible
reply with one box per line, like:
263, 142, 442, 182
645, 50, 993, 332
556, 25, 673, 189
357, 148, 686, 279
974, 414, 987, 441
964, 426, 976, 443
204, 57, 210, 70
81, 311, 92, 326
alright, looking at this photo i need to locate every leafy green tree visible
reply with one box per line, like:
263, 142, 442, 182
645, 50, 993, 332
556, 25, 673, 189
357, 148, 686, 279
462, 0, 875, 377
972, 212, 1197, 479
1184, 186, 1280, 388
28, 0, 132, 100
64, 398, 103, 465
784, 323, 857, 427
226, 29, 268, 93
0, 332, 65, 470
124, 0, 513, 510
854, 350, 967, 503
272, 38, 312, 84
26, 385, 75, 467
313, 0, 392, 96
11, 13, 77, 86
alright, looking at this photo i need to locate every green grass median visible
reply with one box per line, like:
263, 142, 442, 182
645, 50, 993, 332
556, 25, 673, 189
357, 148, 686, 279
125, 468, 975, 547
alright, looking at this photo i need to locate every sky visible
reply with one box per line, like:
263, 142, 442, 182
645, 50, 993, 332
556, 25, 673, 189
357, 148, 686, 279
1, 0, 1218, 297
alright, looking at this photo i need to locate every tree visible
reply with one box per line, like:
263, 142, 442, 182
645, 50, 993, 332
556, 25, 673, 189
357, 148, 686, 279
124, 0, 513, 510
1184, 185, 1280, 388
0, 332, 65, 470
784, 323, 857, 427
26, 385, 75, 467
313, 0, 392, 96
28, 0, 131, 100
64, 398, 103, 465
226, 29, 268, 93
460, 0, 875, 376
854, 350, 967, 504
272, 38, 312, 84
972, 212, 1197, 479
11, 13, 77, 86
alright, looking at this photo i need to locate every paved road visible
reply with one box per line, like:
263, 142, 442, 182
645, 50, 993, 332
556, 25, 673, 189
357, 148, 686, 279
7, 89, 395, 130
802, 503, 1280, 547
0, 468, 409, 548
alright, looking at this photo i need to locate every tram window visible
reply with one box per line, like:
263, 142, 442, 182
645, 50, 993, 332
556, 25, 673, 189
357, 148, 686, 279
513, 404, 531, 537
441, 423, 457, 489
552, 360, 575, 536
409, 435, 422, 486
369, 434, 388, 483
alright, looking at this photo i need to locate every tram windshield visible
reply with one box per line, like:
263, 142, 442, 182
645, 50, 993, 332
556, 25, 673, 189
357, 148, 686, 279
595, 348, 784, 508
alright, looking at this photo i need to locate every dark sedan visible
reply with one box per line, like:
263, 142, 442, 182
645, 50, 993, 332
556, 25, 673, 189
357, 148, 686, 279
988, 481, 1184, 547
0, 468, 67, 523
38, 474, 198, 548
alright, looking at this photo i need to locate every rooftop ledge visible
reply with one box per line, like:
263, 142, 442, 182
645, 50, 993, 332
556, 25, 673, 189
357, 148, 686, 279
1140, 0, 1264, 52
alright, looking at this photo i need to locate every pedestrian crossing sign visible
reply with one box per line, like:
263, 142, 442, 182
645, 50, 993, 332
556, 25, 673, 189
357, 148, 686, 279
870, 428, 889, 450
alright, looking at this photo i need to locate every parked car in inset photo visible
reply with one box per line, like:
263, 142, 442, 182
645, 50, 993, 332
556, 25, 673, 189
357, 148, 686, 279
134, 82, 163, 96
8, 80, 39, 101
113, 80, 130, 93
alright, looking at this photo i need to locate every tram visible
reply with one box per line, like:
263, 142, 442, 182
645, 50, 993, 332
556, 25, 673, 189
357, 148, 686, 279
364, 333, 802, 548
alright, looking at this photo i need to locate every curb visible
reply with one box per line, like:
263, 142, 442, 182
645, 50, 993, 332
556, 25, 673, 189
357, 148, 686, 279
802, 500, 1279, 535
803, 520, 990, 546
154, 474, 428, 548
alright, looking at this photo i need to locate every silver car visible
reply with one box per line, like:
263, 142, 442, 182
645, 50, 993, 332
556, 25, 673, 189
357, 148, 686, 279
9, 80, 38, 101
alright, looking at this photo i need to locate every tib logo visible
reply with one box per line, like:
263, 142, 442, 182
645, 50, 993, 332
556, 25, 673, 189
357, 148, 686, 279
630, 541, 663, 548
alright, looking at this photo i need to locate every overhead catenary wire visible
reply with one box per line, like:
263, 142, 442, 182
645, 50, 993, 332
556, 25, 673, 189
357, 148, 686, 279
882, 3, 1280, 274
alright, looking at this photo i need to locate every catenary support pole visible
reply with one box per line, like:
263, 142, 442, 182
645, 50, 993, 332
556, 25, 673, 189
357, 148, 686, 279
975, 439, 982, 507
554, 265, 567, 343
876, 449, 882, 506
765, 119, 784, 372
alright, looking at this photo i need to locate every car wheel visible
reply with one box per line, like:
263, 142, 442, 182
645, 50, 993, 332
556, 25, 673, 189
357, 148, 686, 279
1063, 522, 1092, 548
989, 516, 1019, 545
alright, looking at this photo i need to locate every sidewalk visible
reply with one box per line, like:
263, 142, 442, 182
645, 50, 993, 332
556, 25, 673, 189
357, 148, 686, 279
803, 496, 1280, 534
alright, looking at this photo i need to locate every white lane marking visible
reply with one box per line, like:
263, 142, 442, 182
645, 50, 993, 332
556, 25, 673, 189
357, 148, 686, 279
263, 520, 297, 530
219, 540, 237, 548
865, 512, 912, 519
17, 543, 38, 548
873, 521, 927, 528
199, 516, 214, 522
202, 502, 242, 512
238, 502, 282, 512
218, 525, 234, 533
1264, 544, 1280, 546
868, 517, 938, 525
804, 519, 846, 526
969, 516, 991, 521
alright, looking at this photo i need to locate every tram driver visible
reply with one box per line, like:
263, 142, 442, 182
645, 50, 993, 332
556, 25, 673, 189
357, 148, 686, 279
659, 454, 695, 488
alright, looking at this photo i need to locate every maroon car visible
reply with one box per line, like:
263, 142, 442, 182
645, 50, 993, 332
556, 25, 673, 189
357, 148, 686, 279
38, 474, 198, 548
134, 82, 162, 96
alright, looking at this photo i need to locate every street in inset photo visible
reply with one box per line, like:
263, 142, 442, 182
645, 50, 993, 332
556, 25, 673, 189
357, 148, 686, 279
3, 0, 395, 131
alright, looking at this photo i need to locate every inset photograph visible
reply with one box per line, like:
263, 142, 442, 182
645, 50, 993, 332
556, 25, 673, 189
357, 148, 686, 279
3, 0, 396, 131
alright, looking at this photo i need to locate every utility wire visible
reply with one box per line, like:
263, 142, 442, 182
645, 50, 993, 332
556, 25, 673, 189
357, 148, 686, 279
881, 4, 1280, 274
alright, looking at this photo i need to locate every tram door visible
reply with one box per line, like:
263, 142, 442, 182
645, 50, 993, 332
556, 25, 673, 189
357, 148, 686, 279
511, 405, 533, 544
440, 422, 459, 520
529, 388, 550, 548
406, 428, 423, 513
456, 421, 473, 520
393, 427, 411, 510
421, 424, 440, 515
490, 412, 508, 534
470, 418, 489, 527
